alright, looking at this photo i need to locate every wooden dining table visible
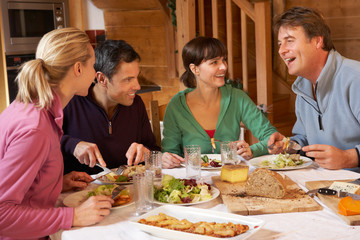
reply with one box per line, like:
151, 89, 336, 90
50, 159, 360, 240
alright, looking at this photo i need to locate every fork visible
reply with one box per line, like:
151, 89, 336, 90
268, 140, 301, 151
114, 165, 128, 175
210, 138, 222, 153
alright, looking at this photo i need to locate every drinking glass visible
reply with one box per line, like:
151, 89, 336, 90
133, 171, 153, 216
184, 145, 201, 179
145, 150, 162, 180
221, 141, 238, 165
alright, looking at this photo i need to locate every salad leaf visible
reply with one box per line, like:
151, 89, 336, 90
115, 175, 128, 182
161, 174, 175, 188
202, 155, 209, 163
168, 190, 182, 203
154, 189, 169, 203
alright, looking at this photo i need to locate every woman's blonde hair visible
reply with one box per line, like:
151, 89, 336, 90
16, 27, 91, 109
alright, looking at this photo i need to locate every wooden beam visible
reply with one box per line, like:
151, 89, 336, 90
241, 9, 249, 93
69, 0, 84, 30
150, 100, 161, 148
232, 0, 255, 21
198, 0, 206, 36
165, 12, 177, 79
226, 0, 233, 80
0, 7, 9, 112
176, 0, 196, 89
254, 1, 273, 121
212, 0, 219, 38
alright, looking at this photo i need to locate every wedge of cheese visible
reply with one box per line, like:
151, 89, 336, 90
339, 196, 360, 216
220, 165, 249, 183
329, 182, 360, 194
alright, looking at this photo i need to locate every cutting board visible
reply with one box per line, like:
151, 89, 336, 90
212, 175, 322, 215
305, 179, 360, 226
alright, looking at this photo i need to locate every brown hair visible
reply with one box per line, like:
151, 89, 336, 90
273, 6, 335, 51
180, 36, 227, 88
16, 27, 91, 109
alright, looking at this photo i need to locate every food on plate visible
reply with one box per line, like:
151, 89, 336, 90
245, 168, 286, 199
259, 153, 303, 169
154, 174, 212, 204
138, 213, 250, 237
86, 185, 131, 207
220, 165, 249, 183
201, 154, 222, 167
329, 182, 360, 195
103, 165, 146, 182
338, 196, 360, 216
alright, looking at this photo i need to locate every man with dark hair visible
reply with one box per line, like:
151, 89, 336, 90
268, 6, 360, 172
61, 39, 160, 174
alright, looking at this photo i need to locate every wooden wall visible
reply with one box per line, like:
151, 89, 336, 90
273, 0, 360, 83
91, 0, 179, 112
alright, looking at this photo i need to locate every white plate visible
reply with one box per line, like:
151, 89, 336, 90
180, 154, 223, 170
181, 154, 242, 170
130, 205, 264, 240
63, 187, 134, 210
249, 154, 313, 170
154, 186, 220, 206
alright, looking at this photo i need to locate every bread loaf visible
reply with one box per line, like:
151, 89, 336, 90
221, 165, 249, 183
245, 168, 286, 199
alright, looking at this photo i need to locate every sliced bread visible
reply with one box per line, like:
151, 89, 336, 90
245, 168, 286, 199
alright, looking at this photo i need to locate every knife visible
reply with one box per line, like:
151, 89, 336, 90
96, 163, 115, 174
338, 191, 360, 200
92, 170, 112, 180
306, 188, 337, 196
111, 186, 126, 199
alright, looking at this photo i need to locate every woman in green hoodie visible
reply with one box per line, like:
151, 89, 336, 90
161, 36, 277, 168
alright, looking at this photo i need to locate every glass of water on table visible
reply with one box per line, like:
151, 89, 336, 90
184, 145, 201, 180
221, 141, 238, 165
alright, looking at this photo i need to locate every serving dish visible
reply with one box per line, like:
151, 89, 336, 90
130, 205, 264, 240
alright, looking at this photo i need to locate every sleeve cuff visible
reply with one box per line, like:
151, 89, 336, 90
356, 148, 360, 167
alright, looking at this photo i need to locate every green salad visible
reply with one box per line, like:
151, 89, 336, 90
260, 153, 303, 168
154, 174, 212, 204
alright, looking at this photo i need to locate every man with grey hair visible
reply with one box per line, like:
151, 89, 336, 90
268, 6, 360, 172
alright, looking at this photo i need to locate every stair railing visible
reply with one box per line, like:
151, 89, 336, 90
176, 0, 273, 121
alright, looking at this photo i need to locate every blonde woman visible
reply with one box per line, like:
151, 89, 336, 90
0, 28, 113, 239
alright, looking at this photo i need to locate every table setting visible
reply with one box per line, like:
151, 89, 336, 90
51, 146, 360, 240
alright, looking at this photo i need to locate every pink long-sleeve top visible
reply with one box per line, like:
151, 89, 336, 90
0, 93, 73, 240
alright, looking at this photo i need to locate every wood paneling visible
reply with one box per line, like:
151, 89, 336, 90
91, 0, 161, 10
105, 11, 166, 26
92, 0, 178, 112
284, 0, 360, 61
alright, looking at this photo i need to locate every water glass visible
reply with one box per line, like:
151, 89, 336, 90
133, 171, 153, 216
184, 145, 201, 179
145, 150, 162, 180
221, 141, 238, 165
